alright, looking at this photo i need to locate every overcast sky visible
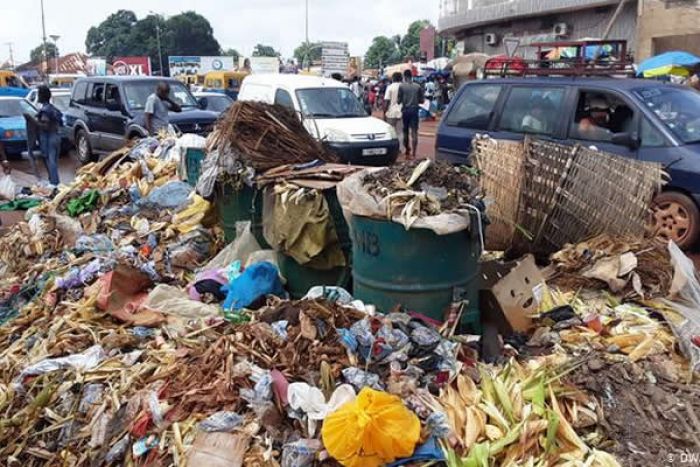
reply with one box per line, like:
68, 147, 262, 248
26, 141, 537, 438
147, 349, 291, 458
1, 0, 438, 64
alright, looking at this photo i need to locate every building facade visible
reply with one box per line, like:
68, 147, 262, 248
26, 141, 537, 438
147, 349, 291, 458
438, 0, 700, 61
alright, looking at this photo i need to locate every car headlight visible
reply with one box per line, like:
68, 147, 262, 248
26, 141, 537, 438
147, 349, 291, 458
324, 128, 351, 143
387, 125, 397, 140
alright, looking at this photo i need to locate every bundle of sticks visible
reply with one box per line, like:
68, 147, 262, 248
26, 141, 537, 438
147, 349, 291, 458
207, 101, 337, 170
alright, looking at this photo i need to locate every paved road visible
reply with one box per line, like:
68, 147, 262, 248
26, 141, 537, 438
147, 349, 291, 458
7, 149, 82, 185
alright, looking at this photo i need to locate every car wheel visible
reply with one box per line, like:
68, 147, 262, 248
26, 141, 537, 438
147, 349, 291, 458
75, 129, 96, 164
651, 191, 700, 249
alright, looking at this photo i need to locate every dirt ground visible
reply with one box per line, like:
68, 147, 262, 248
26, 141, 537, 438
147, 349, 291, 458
567, 353, 700, 466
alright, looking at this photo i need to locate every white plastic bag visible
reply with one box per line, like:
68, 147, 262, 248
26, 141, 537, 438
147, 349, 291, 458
205, 221, 262, 269
0, 174, 16, 201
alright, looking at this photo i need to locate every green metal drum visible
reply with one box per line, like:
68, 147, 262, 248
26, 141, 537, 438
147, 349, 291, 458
278, 189, 352, 299
216, 183, 267, 246
351, 215, 481, 330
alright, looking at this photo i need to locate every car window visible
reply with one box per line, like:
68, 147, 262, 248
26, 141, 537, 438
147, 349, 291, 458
497, 86, 565, 136
105, 84, 121, 107
123, 81, 198, 110
72, 81, 88, 104
641, 117, 667, 148
0, 99, 31, 117
206, 95, 233, 112
569, 90, 636, 144
296, 87, 366, 118
274, 89, 295, 110
87, 82, 105, 107
445, 84, 502, 130
634, 86, 700, 144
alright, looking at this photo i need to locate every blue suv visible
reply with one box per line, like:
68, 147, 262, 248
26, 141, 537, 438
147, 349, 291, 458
436, 77, 700, 248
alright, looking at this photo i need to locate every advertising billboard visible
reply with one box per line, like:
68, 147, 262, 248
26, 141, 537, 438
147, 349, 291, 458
239, 57, 280, 74
168, 56, 235, 77
112, 56, 152, 76
86, 58, 107, 76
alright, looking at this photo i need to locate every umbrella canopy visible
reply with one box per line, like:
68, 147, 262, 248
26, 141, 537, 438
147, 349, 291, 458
637, 51, 700, 78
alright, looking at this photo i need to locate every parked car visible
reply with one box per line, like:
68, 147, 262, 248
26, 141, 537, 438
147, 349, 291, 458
0, 96, 35, 158
193, 91, 234, 114
238, 74, 399, 166
435, 77, 700, 248
64, 76, 219, 163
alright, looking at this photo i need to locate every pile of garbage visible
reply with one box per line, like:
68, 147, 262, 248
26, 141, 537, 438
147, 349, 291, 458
2, 135, 700, 466
338, 159, 484, 235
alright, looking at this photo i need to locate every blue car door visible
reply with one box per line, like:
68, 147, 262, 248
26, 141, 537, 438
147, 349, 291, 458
435, 83, 505, 164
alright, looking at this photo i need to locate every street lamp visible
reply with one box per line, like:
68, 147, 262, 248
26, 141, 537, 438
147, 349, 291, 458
149, 11, 164, 76
49, 35, 60, 74
4, 43, 14, 70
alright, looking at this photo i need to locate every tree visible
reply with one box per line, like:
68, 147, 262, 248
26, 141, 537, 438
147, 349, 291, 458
364, 36, 399, 69
30, 42, 58, 64
85, 10, 221, 75
85, 10, 139, 60
252, 44, 279, 58
164, 12, 221, 56
293, 42, 322, 66
223, 48, 241, 64
400, 20, 431, 61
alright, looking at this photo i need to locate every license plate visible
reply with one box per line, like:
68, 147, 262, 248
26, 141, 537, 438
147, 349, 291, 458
362, 148, 387, 156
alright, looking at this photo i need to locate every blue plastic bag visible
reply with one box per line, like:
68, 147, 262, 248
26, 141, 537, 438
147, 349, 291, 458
221, 262, 284, 311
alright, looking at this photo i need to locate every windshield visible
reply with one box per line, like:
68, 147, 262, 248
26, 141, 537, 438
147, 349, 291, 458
0, 99, 33, 118
296, 87, 366, 118
634, 86, 700, 144
123, 81, 198, 111
206, 95, 233, 112
52, 95, 71, 112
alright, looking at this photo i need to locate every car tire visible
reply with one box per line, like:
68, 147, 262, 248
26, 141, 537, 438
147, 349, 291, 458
651, 191, 700, 249
75, 129, 96, 164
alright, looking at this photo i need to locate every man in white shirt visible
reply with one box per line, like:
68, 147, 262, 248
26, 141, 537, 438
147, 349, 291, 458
383, 72, 404, 152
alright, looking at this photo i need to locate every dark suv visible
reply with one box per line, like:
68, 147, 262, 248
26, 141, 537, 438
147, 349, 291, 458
65, 76, 219, 163
436, 77, 700, 249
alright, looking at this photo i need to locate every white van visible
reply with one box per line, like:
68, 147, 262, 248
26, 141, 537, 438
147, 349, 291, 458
238, 74, 399, 166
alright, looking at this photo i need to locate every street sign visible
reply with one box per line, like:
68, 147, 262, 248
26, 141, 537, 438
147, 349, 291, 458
321, 42, 349, 77
504, 38, 520, 57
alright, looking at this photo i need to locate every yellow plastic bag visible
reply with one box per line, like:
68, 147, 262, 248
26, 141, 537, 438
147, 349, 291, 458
172, 194, 211, 234
322, 387, 420, 467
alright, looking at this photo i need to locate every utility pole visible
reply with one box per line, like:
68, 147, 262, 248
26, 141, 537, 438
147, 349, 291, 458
40, 0, 48, 79
304, 0, 310, 70
5, 43, 14, 70
150, 11, 165, 76
50, 35, 60, 74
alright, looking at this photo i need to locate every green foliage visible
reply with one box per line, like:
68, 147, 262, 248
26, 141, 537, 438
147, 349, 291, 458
400, 20, 431, 60
223, 49, 241, 63
252, 44, 280, 58
364, 36, 400, 69
30, 43, 58, 64
293, 42, 322, 66
85, 10, 221, 75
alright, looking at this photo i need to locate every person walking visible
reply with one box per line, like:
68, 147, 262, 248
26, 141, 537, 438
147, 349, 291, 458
144, 82, 182, 136
31, 86, 62, 186
397, 69, 424, 159
383, 72, 403, 152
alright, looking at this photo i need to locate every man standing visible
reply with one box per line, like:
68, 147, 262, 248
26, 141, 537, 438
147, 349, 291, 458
31, 86, 62, 186
144, 82, 182, 136
350, 77, 362, 99
397, 69, 424, 159
383, 72, 404, 152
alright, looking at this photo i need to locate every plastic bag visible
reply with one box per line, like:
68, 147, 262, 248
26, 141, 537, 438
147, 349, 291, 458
0, 174, 17, 201
172, 193, 211, 234
199, 411, 244, 432
14, 345, 106, 391
222, 261, 285, 311
137, 181, 192, 211
322, 387, 421, 467
665, 241, 700, 371
75, 234, 113, 253
281, 439, 323, 467
205, 221, 261, 270
304, 286, 354, 305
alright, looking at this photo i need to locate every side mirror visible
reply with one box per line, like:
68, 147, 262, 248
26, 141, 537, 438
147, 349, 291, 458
198, 97, 208, 109
611, 132, 640, 150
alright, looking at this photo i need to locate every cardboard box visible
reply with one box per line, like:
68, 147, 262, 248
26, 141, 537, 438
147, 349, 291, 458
480, 254, 545, 334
